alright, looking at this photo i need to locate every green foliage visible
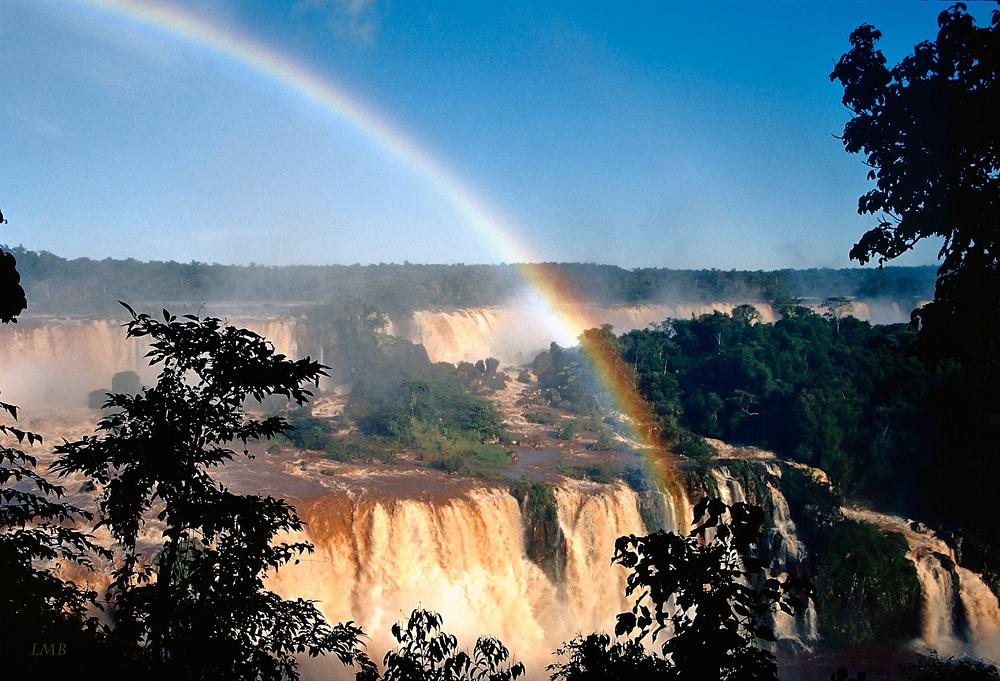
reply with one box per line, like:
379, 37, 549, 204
310, 306, 509, 474
557, 420, 580, 440
778, 465, 921, 644
809, 519, 921, 645
335, 308, 506, 447
532, 343, 601, 415
426, 442, 510, 475
557, 461, 617, 485
279, 412, 339, 450
673, 436, 717, 476
620, 307, 946, 516
51, 307, 375, 681
590, 428, 618, 451
509, 478, 558, 526
373, 609, 524, 681
524, 410, 560, 426
322, 439, 396, 464
611, 498, 811, 681
508, 479, 565, 580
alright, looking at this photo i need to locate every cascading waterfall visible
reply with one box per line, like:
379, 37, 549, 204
843, 508, 1000, 662
393, 304, 778, 365
711, 465, 818, 650
268, 478, 647, 679
760, 462, 820, 644
711, 466, 748, 506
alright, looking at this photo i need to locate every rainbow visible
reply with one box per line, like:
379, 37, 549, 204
66, 1, 674, 462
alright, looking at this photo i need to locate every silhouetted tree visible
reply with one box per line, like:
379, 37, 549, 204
611, 498, 810, 681
831, 3, 1000, 366
831, 0, 1000, 555
903, 653, 1000, 681
0, 209, 27, 322
548, 633, 670, 680
52, 305, 375, 681
372, 609, 524, 681
1, 405, 112, 676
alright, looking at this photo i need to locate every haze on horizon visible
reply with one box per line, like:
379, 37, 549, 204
1, 0, 984, 271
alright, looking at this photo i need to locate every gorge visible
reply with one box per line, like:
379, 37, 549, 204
5, 297, 997, 680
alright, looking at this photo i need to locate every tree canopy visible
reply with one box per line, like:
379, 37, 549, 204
831, 3, 1000, 365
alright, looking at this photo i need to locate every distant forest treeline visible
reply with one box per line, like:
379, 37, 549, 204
6, 246, 936, 318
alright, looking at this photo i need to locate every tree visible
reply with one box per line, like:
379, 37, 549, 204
374, 609, 524, 681
548, 633, 670, 681
831, 1, 1000, 551
822, 297, 855, 335
830, 3, 1000, 365
0, 209, 28, 322
611, 498, 810, 681
52, 305, 375, 681
1, 399, 112, 676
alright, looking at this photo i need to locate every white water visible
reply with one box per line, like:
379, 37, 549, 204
390, 303, 778, 365
711, 465, 818, 650
388, 300, 914, 366
0, 315, 299, 408
843, 508, 1000, 662
269, 479, 647, 679
761, 462, 820, 644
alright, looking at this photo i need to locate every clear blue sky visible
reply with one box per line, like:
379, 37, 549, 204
1, 1, 990, 268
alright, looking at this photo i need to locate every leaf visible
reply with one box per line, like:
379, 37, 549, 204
756, 625, 776, 642
615, 612, 637, 636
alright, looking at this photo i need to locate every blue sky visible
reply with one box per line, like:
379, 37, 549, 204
0, 1, 990, 268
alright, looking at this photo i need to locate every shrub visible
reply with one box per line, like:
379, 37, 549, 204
558, 420, 580, 440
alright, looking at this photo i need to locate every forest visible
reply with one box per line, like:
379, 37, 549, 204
4, 244, 934, 318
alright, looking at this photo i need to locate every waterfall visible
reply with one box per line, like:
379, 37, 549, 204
711, 465, 818, 650
268, 479, 646, 679
0, 315, 299, 409
843, 508, 1000, 662
760, 462, 820, 644
389, 301, 916, 366
711, 466, 748, 505
392, 304, 777, 365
